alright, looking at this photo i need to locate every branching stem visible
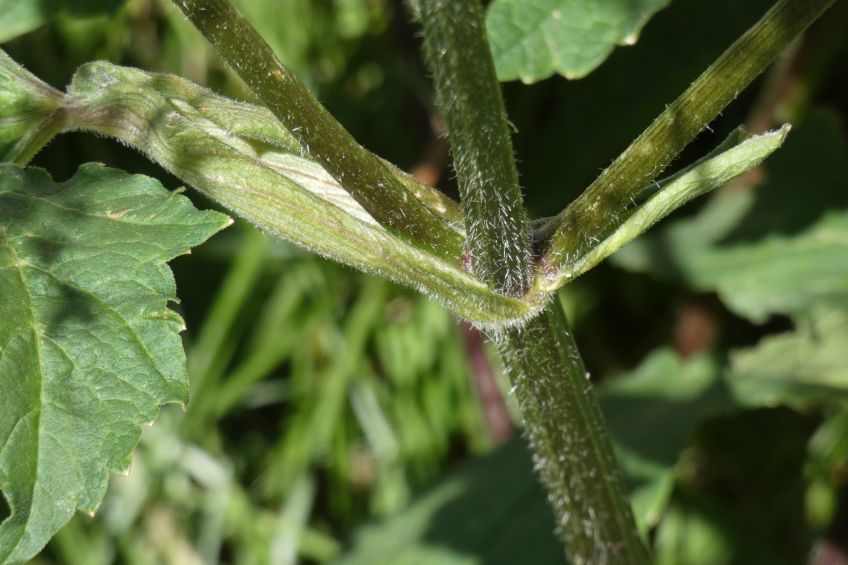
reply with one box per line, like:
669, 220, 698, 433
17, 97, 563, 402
541, 0, 837, 279
172, 0, 464, 261
411, 0, 646, 561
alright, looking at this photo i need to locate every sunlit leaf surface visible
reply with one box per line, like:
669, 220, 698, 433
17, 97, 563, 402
486, 0, 669, 82
0, 164, 228, 564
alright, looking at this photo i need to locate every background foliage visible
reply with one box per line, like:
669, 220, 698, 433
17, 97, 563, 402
1, 0, 847, 563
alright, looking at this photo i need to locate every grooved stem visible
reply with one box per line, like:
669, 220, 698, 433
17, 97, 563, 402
411, 0, 646, 560
172, 0, 463, 261
498, 304, 648, 564
411, 0, 532, 296
541, 0, 837, 278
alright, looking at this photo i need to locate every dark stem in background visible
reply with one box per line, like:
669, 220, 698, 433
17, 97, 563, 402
748, 0, 848, 134
731, 1, 848, 189
172, 0, 464, 262
460, 322, 513, 445
540, 0, 837, 283
410, 0, 647, 561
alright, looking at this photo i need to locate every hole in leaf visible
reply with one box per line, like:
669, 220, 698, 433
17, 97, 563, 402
0, 490, 9, 524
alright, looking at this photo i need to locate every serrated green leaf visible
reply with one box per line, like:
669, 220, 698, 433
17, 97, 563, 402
0, 163, 229, 564
335, 438, 563, 565
702, 212, 848, 323
598, 349, 731, 534
0, 0, 123, 43
616, 197, 848, 323
729, 307, 848, 407
486, 0, 670, 83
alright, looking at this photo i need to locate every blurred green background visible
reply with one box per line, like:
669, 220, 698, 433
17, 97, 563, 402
3, 0, 848, 563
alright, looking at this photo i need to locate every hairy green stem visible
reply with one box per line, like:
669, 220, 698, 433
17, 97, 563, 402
497, 305, 648, 563
0, 50, 67, 164
411, 0, 532, 296
172, 0, 463, 260
1, 52, 792, 329
59, 62, 539, 326
541, 0, 836, 280
411, 0, 646, 560
538, 125, 791, 291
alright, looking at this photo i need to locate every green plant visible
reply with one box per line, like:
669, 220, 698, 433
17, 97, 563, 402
0, 0, 839, 563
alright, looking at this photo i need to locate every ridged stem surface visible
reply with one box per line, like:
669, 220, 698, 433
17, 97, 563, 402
541, 0, 837, 280
412, 0, 532, 296
497, 305, 648, 563
412, 1, 647, 561
173, 0, 463, 260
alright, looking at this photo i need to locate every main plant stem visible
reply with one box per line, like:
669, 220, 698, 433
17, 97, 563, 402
497, 307, 646, 563
412, 0, 646, 561
410, 0, 532, 296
